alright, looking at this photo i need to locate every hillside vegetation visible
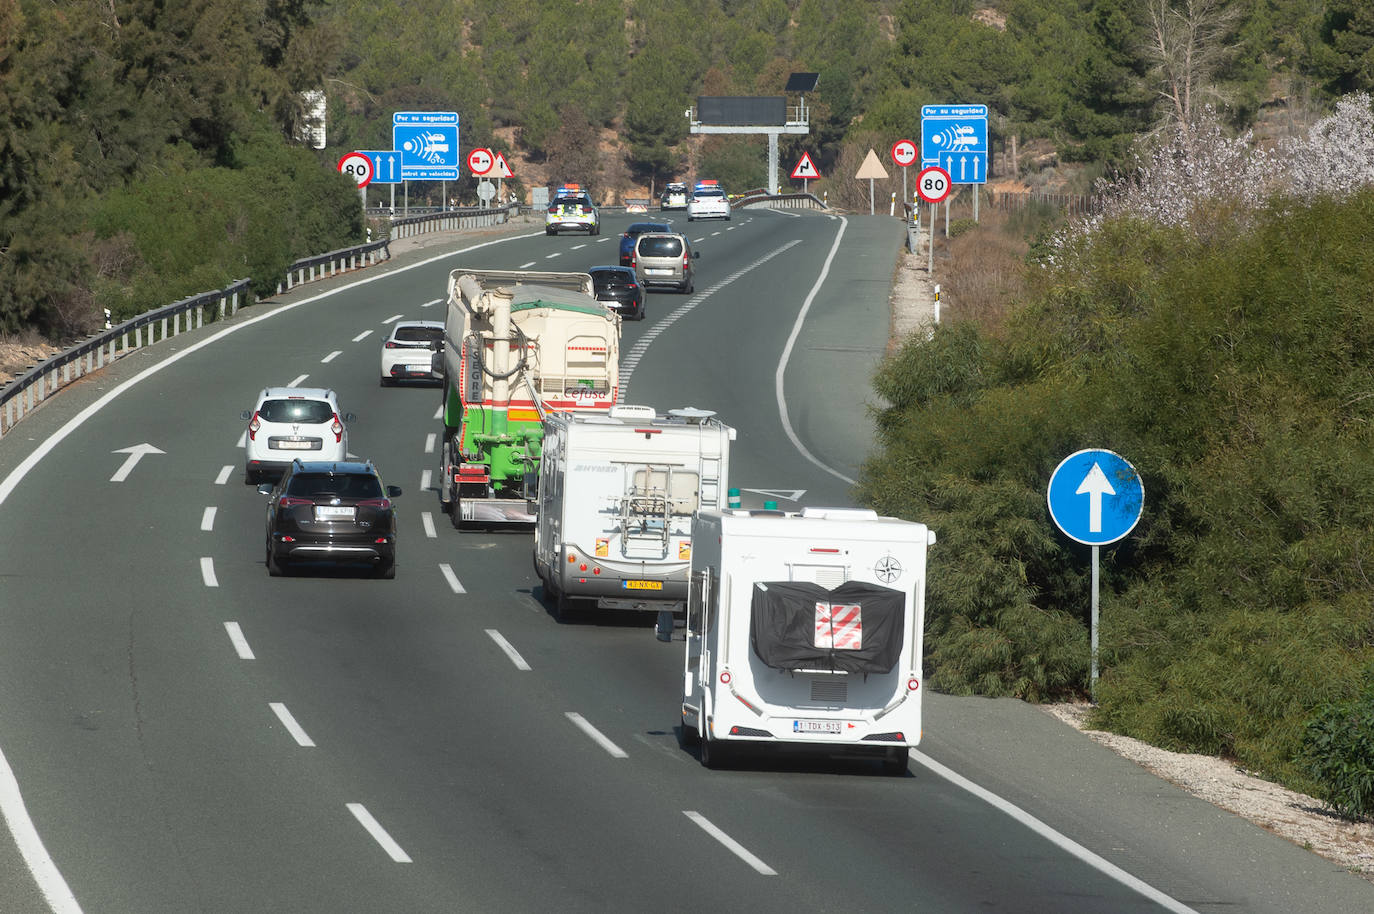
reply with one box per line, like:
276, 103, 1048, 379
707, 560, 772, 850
6, 1, 1374, 335
860, 99, 1374, 804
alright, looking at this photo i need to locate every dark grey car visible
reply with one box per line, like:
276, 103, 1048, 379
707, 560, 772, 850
260, 459, 401, 578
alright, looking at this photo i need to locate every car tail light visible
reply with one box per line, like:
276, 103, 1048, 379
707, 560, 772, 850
683, 253, 691, 269
547, 205, 558, 214
248, 412, 261, 440
331, 414, 343, 442
357, 498, 392, 510
384, 340, 400, 349
278, 495, 312, 507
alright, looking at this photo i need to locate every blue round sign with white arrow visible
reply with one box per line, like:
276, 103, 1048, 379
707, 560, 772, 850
1046, 449, 1144, 546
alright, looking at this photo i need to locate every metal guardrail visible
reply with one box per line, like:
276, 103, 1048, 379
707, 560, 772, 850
0, 280, 252, 439
277, 240, 391, 293
734, 192, 827, 210
386, 203, 516, 241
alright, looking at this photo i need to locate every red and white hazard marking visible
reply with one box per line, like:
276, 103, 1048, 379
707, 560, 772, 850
815, 602, 863, 650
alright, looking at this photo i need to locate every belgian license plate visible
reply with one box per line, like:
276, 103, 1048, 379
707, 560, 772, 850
623, 580, 663, 591
315, 506, 355, 519
793, 719, 842, 735
277, 439, 313, 450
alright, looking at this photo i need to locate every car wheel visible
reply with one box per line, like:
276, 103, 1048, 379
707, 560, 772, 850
545, 229, 554, 236
375, 559, 396, 580
379, 376, 393, 388
266, 540, 284, 577
636, 305, 646, 321
700, 733, 730, 769
245, 468, 258, 486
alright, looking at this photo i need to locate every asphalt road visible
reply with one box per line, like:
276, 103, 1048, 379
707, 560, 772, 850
2, 209, 1372, 913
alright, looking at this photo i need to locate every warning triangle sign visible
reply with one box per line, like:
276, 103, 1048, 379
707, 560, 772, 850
855, 148, 889, 180
492, 151, 513, 178
791, 152, 820, 179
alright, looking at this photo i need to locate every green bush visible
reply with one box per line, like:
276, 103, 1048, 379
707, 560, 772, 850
948, 218, 978, 238
1300, 677, 1374, 820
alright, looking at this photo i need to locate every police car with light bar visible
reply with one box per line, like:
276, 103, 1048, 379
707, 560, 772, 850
545, 184, 600, 236
687, 180, 730, 222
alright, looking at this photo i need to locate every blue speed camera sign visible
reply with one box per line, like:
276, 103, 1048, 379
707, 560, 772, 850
1047, 449, 1144, 546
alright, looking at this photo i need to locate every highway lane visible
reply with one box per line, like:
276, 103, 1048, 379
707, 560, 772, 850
2, 210, 1373, 912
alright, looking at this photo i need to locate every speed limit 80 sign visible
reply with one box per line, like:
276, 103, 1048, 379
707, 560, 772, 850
916, 166, 951, 203
337, 151, 374, 187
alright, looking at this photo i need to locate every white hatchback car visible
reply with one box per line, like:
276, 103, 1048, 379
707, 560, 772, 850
380, 320, 444, 385
243, 387, 353, 483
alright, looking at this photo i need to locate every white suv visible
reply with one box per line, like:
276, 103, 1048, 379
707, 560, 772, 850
243, 387, 353, 483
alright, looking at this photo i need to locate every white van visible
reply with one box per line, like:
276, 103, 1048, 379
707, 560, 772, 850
533, 405, 734, 620
681, 507, 934, 774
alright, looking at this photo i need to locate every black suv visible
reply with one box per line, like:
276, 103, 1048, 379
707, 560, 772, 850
259, 460, 401, 578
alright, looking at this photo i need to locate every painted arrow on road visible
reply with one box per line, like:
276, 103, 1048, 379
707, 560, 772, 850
111, 443, 165, 482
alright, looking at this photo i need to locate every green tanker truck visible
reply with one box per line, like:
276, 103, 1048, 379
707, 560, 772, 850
435, 269, 621, 526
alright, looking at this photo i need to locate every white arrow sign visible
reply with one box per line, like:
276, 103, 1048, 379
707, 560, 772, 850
1075, 462, 1116, 533
111, 443, 165, 482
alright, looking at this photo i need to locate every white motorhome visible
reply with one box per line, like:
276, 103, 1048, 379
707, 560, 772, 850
533, 405, 735, 620
681, 508, 935, 774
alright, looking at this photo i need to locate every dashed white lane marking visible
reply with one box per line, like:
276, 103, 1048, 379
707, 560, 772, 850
321, 350, 341, 363
618, 240, 802, 401
269, 703, 316, 748
596, 237, 610, 242
486, 629, 530, 670
215, 465, 233, 485
711, 231, 722, 236
439, 563, 466, 594
421, 469, 433, 491
346, 803, 412, 863
421, 512, 437, 538
692, 237, 706, 243
352, 330, 372, 342
200, 557, 218, 588
236, 431, 247, 448
432, 405, 443, 420
225, 622, 255, 659
424, 432, 436, 453
288, 374, 309, 387
421, 298, 442, 308
200, 507, 216, 532
571, 244, 587, 250
382, 314, 403, 324
565, 712, 628, 758
545, 252, 562, 259
683, 811, 777, 876
518, 261, 536, 269
910, 750, 1199, 913
0, 749, 83, 913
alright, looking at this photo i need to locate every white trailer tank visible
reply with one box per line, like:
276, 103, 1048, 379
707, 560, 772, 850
682, 507, 935, 774
533, 405, 734, 620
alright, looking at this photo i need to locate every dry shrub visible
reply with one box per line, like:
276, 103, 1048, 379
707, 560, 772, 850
939, 206, 1031, 333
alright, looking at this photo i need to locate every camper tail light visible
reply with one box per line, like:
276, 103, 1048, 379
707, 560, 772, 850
719, 670, 731, 684
809, 547, 840, 553
908, 678, 920, 691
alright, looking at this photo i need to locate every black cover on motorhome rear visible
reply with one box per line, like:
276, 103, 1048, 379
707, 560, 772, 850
750, 581, 905, 674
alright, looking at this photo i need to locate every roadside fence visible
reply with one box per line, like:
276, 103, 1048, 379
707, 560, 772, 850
1, 280, 251, 439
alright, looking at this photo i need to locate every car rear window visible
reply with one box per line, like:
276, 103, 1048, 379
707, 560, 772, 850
394, 326, 442, 344
286, 472, 383, 499
638, 237, 683, 257
694, 190, 724, 199
592, 269, 635, 288
259, 399, 334, 423
626, 222, 668, 236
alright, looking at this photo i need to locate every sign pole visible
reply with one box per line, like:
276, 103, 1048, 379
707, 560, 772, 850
869, 178, 875, 215
974, 184, 980, 222
1091, 546, 1100, 701
928, 204, 935, 273
902, 165, 908, 207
